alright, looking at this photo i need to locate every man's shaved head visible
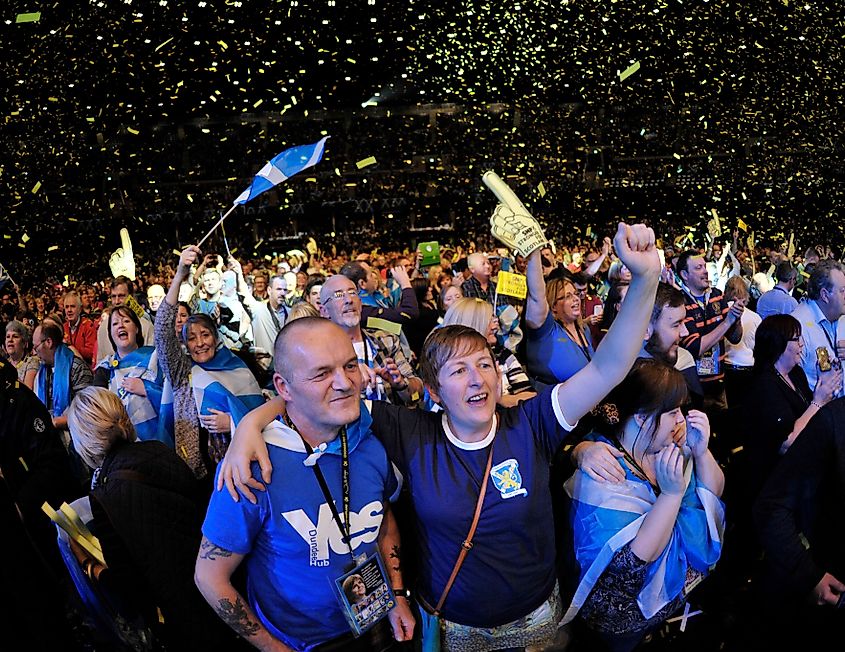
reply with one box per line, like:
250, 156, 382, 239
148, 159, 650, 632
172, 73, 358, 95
273, 316, 334, 379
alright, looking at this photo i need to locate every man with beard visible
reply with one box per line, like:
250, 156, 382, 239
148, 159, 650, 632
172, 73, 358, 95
641, 283, 704, 408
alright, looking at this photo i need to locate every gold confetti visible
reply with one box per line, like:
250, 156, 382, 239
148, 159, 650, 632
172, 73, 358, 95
618, 61, 641, 82
15, 12, 41, 23
31, 181, 41, 193
356, 156, 377, 169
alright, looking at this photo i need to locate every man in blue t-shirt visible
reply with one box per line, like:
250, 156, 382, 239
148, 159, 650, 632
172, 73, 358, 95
195, 318, 414, 651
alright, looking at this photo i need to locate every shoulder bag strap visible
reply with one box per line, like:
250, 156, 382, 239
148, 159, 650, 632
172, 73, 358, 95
433, 442, 495, 615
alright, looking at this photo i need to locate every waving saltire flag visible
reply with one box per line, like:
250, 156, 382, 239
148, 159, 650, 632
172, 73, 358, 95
233, 136, 329, 205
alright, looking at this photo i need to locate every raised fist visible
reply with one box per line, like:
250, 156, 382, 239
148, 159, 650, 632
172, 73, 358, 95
109, 228, 136, 281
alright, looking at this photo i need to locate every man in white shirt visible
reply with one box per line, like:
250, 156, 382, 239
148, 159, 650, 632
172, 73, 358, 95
791, 260, 845, 396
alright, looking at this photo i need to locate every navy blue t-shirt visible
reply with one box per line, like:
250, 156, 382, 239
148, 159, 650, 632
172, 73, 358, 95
371, 386, 576, 627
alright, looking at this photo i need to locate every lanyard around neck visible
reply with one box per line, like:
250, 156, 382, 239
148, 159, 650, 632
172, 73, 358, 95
286, 414, 355, 562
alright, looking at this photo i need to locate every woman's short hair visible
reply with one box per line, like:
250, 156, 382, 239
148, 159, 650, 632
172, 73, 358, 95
287, 301, 320, 322
107, 305, 145, 351
438, 284, 462, 312
180, 312, 220, 346
420, 325, 494, 394
441, 298, 493, 339
5, 320, 31, 349
66, 386, 136, 469
753, 314, 801, 372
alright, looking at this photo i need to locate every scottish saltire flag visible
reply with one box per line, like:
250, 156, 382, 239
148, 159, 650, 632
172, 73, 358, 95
190, 347, 264, 428
233, 136, 329, 205
562, 435, 725, 624
97, 347, 172, 446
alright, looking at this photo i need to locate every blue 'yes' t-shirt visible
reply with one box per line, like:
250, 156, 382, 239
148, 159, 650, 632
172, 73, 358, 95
370, 386, 577, 627
202, 421, 399, 651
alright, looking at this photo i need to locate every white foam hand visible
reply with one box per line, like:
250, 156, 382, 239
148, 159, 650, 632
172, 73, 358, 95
108, 228, 136, 281
482, 171, 548, 258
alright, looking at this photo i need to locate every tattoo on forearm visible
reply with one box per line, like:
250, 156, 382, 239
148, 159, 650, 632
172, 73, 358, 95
389, 544, 401, 573
216, 596, 261, 637
200, 539, 233, 560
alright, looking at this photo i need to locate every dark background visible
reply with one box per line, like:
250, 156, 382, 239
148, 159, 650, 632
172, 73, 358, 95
2, 0, 841, 282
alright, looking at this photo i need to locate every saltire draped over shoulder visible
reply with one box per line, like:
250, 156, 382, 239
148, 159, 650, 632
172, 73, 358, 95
35, 343, 75, 417
562, 435, 725, 624
189, 346, 264, 429
97, 346, 173, 447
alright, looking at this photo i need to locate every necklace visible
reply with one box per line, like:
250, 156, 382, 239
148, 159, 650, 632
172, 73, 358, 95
775, 368, 809, 405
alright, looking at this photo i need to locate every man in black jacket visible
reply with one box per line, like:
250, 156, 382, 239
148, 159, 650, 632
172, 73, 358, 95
753, 397, 845, 643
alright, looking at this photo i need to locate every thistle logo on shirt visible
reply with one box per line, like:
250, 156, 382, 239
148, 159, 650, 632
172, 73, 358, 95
282, 500, 384, 566
491, 459, 528, 499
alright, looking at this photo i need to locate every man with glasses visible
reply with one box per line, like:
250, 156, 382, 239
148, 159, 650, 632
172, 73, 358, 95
32, 321, 93, 431
791, 260, 845, 397
340, 262, 419, 329
94, 276, 154, 365
320, 275, 422, 405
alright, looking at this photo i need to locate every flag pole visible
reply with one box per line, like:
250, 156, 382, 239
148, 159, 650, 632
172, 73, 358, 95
197, 204, 238, 248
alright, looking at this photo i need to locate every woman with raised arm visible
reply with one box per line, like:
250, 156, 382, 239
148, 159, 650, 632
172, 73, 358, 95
218, 223, 660, 652
155, 245, 264, 488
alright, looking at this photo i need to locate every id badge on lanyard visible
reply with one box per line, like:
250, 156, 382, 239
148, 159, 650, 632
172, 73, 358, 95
332, 552, 397, 637
697, 343, 720, 377
290, 419, 395, 637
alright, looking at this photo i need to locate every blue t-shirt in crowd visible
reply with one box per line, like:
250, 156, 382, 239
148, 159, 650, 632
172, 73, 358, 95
524, 312, 594, 386
370, 386, 577, 627
202, 415, 400, 651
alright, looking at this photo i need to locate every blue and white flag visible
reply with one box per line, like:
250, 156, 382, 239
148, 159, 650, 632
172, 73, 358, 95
97, 347, 172, 447
233, 136, 329, 205
190, 347, 264, 428
562, 435, 725, 624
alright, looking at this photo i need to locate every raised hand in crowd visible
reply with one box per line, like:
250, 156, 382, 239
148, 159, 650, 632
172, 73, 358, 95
389, 265, 412, 289
813, 364, 842, 406
375, 357, 407, 391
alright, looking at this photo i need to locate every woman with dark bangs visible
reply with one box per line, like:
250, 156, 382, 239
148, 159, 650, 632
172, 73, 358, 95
742, 314, 840, 500
563, 360, 726, 652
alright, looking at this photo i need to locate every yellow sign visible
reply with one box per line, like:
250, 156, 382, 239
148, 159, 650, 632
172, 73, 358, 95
124, 295, 147, 321
497, 271, 528, 300
737, 218, 748, 232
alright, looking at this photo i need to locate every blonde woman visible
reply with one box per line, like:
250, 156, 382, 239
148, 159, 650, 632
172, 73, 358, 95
66, 387, 243, 651
442, 298, 536, 407
287, 301, 320, 322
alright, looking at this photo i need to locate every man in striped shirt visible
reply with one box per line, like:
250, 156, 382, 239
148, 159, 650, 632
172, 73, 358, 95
675, 250, 745, 412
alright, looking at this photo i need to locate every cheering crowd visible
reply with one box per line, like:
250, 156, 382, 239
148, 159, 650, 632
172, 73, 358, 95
2, 212, 844, 652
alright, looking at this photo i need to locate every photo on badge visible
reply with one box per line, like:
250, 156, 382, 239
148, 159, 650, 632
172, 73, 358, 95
332, 553, 396, 636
